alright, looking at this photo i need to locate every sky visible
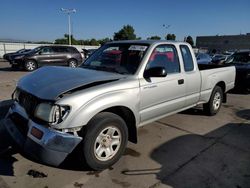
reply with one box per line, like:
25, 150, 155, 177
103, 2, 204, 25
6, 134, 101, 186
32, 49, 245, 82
0, 0, 250, 42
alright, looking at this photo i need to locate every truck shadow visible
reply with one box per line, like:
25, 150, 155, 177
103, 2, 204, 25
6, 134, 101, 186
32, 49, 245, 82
150, 122, 250, 188
236, 109, 250, 120
228, 89, 250, 95
0, 66, 26, 72
123, 120, 250, 188
179, 107, 205, 116
0, 149, 18, 176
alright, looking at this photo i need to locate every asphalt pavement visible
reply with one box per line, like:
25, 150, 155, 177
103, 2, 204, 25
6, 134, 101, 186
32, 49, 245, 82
0, 60, 250, 188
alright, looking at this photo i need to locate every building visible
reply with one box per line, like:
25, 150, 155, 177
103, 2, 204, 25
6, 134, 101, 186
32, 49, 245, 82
196, 33, 250, 53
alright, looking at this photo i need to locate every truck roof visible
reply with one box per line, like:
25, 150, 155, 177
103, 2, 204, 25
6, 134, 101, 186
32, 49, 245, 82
107, 40, 189, 46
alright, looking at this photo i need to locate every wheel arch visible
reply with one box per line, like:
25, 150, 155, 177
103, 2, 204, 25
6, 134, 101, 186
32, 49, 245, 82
24, 59, 38, 70
68, 58, 77, 63
80, 106, 138, 144
215, 81, 226, 103
23, 58, 37, 65
101, 106, 137, 143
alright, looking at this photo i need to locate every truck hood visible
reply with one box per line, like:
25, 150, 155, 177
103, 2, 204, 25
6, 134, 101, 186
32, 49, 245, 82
17, 66, 126, 100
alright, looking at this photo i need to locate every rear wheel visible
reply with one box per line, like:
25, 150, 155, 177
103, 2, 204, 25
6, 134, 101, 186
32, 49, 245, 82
68, 59, 78, 68
24, 60, 37, 71
81, 112, 128, 170
203, 86, 223, 116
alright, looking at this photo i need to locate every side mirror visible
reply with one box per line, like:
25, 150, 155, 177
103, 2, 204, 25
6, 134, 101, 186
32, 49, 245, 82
144, 67, 167, 78
38, 51, 42, 55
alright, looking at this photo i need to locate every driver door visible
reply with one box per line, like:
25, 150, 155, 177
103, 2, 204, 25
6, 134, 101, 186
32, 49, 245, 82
36, 47, 54, 65
139, 44, 186, 123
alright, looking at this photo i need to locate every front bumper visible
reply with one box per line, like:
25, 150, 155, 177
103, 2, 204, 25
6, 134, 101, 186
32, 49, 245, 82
8, 59, 23, 66
1, 102, 82, 166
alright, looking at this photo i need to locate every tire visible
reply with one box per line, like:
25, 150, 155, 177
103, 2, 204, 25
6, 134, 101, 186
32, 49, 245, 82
203, 86, 223, 116
68, 59, 78, 68
82, 112, 128, 170
24, 60, 37, 71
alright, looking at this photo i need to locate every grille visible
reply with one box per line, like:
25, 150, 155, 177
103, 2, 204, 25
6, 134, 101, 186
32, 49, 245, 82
17, 89, 38, 116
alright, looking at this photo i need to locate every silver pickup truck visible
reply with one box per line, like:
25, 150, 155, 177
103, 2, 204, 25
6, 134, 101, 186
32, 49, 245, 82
1, 40, 235, 170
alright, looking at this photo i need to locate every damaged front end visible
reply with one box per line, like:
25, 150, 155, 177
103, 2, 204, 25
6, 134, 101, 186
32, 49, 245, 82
1, 89, 82, 166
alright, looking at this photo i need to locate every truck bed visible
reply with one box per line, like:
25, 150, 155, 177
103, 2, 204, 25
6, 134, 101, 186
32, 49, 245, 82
198, 64, 235, 103
198, 64, 232, 71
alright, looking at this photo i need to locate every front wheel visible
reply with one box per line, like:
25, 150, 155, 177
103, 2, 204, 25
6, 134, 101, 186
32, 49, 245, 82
82, 112, 128, 170
68, 59, 78, 68
24, 60, 37, 71
203, 86, 223, 116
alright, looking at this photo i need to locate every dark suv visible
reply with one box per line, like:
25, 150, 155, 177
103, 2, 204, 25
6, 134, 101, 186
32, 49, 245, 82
9, 46, 82, 71
225, 50, 250, 92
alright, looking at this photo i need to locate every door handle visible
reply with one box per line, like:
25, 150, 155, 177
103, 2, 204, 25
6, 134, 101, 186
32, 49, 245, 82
178, 79, 184, 85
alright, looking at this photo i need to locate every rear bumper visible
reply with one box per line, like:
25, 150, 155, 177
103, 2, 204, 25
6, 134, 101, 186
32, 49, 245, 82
1, 103, 82, 166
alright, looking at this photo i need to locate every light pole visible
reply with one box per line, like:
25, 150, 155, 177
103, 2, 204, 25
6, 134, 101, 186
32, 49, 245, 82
162, 24, 171, 40
61, 8, 76, 45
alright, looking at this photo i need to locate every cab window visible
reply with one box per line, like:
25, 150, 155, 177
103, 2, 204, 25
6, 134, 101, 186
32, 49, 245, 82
146, 45, 180, 74
40, 47, 53, 54
180, 45, 194, 72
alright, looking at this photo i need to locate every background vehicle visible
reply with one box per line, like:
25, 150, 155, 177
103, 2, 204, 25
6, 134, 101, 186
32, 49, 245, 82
3, 49, 31, 64
81, 48, 97, 59
1, 41, 235, 171
8, 45, 82, 71
211, 54, 228, 65
196, 53, 212, 64
225, 50, 250, 92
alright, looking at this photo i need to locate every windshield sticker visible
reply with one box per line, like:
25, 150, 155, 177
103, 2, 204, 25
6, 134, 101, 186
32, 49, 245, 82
129, 45, 147, 51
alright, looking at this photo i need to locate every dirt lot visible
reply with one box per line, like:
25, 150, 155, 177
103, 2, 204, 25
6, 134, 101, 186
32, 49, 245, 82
0, 60, 250, 188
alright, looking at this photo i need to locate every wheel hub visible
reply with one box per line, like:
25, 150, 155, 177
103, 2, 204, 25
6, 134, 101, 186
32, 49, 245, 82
101, 136, 112, 147
213, 92, 221, 110
94, 126, 121, 161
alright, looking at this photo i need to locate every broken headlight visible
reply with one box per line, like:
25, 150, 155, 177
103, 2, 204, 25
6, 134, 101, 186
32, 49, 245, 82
34, 103, 70, 125
12, 89, 20, 101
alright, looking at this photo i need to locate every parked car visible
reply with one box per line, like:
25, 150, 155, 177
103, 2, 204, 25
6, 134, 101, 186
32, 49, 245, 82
0, 40, 235, 170
196, 53, 212, 64
8, 46, 82, 71
81, 48, 97, 59
211, 54, 228, 65
3, 49, 31, 63
224, 50, 250, 92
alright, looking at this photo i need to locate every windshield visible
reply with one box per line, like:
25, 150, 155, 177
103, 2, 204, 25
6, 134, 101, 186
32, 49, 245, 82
81, 43, 149, 74
16, 49, 26, 53
31, 47, 42, 53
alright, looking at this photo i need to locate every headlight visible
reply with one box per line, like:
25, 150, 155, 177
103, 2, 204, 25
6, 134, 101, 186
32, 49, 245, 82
34, 103, 70, 125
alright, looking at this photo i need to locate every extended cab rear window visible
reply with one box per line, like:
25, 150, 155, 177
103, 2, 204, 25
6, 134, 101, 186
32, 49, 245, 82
180, 45, 194, 72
